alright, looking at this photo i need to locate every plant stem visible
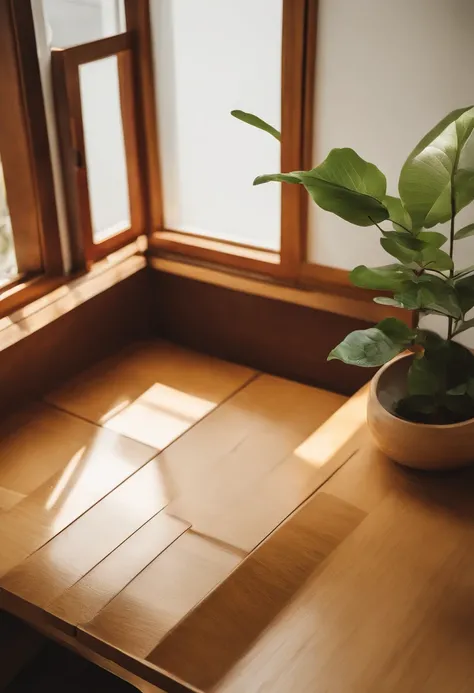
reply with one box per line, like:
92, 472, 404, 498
390, 220, 412, 233
369, 217, 387, 234
447, 183, 456, 340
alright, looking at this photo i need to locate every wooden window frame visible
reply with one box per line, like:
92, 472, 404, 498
0, 0, 63, 315
134, 0, 320, 282
52, 33, 146, 269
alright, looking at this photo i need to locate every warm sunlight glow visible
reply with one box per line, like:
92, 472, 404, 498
104, 383, 216, 449
99, 398, 132, 424
294, 388, 368, 468
49, 432, 140, 533
46, 446, 86, 510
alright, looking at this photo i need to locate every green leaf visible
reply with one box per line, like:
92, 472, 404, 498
231, 110, 281, 141
454, 223, 474, 240
373, 296, 405, 308
253, 148, 389, 226
350, 264, 415, 291
394, 275, 462, 318
309, 148, 387, 200
399, 106, 474, 229
328, 317, 414, 367
417, 231, 447, 248
254, 173, 301, 186
454, 274, 474, 314
408, 356, 443, 396
300, 175, 389, 226
383, 196, 413, 233
419, 246, 453, 271
381, 236, 420, 264
453, 317, 474, 336
380, 235, 453, 270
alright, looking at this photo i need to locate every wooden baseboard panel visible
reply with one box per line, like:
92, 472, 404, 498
0, 267, 152, 415
151, 271, 375, 396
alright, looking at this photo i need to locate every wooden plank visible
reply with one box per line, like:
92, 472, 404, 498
49, 511, 189, 635
0, 464, 187, 624
45, 340, 255, 448
0, 403, 156, 580
148, 493, 365, 691
159, 374, 344, 524
215, 492, 474, 693
79, 532, 241, 661
168, 386, 367, 552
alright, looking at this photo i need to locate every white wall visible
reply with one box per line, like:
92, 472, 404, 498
308, 0, 474, 271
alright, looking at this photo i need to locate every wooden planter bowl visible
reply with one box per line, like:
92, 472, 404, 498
367, 354, 474, 471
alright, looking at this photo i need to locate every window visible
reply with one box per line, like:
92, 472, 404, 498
0, 159, 17, 285
52, 33, 145, 265
152, 0, 283, 252
148, 0, 317, 282
0, 0, 63, 314
44, 0, 125, 49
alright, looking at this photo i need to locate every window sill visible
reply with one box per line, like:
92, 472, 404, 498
0, 238, 147, 354
149, 255, 412, 326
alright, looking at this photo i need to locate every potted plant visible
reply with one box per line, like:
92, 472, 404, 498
232, 106, 474, 470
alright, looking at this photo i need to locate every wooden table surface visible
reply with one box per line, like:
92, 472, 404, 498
1, 340, 474, 693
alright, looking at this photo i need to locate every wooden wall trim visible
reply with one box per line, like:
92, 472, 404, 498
149, 257, 412, 326
0, 263, 152, 417
151, 269, 374, 396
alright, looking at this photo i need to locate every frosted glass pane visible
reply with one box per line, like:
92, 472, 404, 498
0, 157, 18, 283
79, 56, 131, 242
43, 0, 125, 48
151, 0, 283, 251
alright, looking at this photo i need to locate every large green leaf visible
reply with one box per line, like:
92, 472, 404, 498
299, 174, 389, 226
350, 264, 415, 291
328, 317, 415, 367
399, 106, 474, 229
454, 222, 474, 240
254, 148, 389, 226
231, 110, 281, 141
309, 148, 387, 200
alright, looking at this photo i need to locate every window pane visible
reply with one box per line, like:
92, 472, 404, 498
43, 0, 125, 49
0, 157, 18, 284
79, 56, 131, 242
151, 0, 283, 251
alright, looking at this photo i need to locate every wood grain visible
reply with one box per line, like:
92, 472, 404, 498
0, 403, 156, 580
1, 469, 187, 626
149, 493, 365, 691
79, 532, 241, 660
151, 270, 375, 396
168, 385, 366, 552
0, 265, 151, 418
215, 492, 474, 693
49, 511, 189, 635
45, 340, 255, 448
